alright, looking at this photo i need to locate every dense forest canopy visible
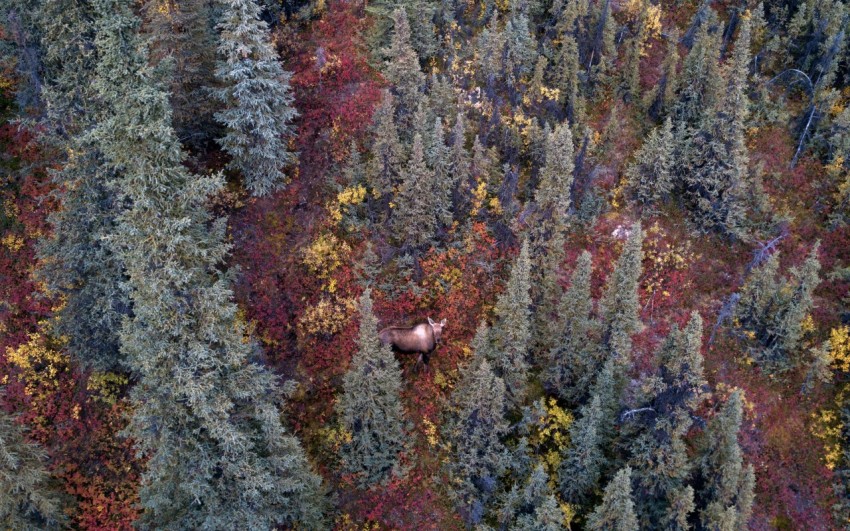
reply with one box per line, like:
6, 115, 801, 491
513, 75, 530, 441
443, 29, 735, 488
0, 0, 849, 528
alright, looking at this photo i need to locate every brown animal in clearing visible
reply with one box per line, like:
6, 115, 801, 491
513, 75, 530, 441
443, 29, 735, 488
379, 317, 446, 370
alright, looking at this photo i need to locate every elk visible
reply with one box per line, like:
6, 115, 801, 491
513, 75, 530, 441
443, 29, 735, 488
379, 317, 446, 370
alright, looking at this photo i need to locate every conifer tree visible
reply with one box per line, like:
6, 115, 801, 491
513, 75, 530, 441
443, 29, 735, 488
682, 15, 753, 237
673, 14, 723, 129
529, 123, 575, 353
394, 133, 438, 248
367, 91, 405, 205
427, 116, 454, 228
34, 0, 129, 371
449, 113, 472, 221
384, 8, 425, 119
544, 250, 600, 403
502, 465, 565, 531
698, 390, 756, 531
503, 5, 538, 92
645, 29, 680, 119
586, 466, 639, 531
0, 409, 64, 529
734, 245, 821, 371
553, 34, 585, 126
624, 117, 674, 214
558, 394, 606, 504
89, 1, 325, 526
444, 323, 509, 527
339, 289, 406, 487
628, 313, 706, 528
489, 240, 533, 408
215, 0, 298, 196
142, 0, 218, 146
599, 222, 644, 363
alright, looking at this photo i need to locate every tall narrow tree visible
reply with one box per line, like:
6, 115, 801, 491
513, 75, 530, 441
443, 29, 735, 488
338, 289, 406, 487
489, 240, 533, 408
215, 0, 298, 196
599, 222, 644, 364
0, 409, 65, 528
90, 1, 325, 526
586, 466, 639, 531
444, 323, 509, 527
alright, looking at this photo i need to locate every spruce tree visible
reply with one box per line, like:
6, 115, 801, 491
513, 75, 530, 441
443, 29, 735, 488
529, 123, 575, 354
682, 15, 753, 237
624, 117, 674, 214
383, 8, 425, 119
34, 0, 129, 371
673, 15, 723, 129
503, 465, 565, 531
599, 222, 644, 364
427, 116, 454, 228
393, 133, 438, 248
734, 245, 821, 371
489, 240, 533, 408
553, 34, 585, 126
338, 288, 406, 488
366, 91, 405, 206
444, 323, 509, 527
698, 390, 756, 531
449, 113, 472, 222
544, 250, 600, 403
558, 394, 606, 504
142, 0, 218, 147
628, 312, 706, 528
586, 466, 639, 531
0, 409, 64, 529
89, 1, 325, 526
215, 0, 298, 197
646, 29, 680, 119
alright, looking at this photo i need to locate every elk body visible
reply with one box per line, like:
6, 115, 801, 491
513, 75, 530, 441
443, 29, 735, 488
379, 317, 446, 369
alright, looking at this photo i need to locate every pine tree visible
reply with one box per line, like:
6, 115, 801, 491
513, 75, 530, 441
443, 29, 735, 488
383, 8, 425, 119
339, 288, 406, 487
628, 312, 706, 528
394, 133, 439, 248
444, 323, 509, 527
544, 251, 600, 403
553, 33, 585, 126
673, 13, 723, 129
503, 465, 565, 531
215, 0, 298, 196
681, 15, 753, 237
489, 240, 533, 408
558, 394, 606, 504
142, 0, 218, 147
624, 117, 674, 214
449, 112, 472, 222
645, 29, 680, 120
533, 123, 574, 240
367, 91, 405, 205
698, 390, 756, 531
34, 0, 129, 371
734, 245, 822, 371
427, 116, 454, 228
599, 222, 644, 364
0, 409, 65, 529
586, 466, 639, 531
89, 1, 325, 526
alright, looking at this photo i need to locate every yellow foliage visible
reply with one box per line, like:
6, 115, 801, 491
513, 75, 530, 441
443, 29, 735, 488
830, 326, 850, 373
422, 417, 439, 448
642, 222, 695, 298
812, 407, 843, 470
329, 185, 367, 224
87, 372, 129, 406
302, 233, 351, 280
469, 179, 488, 218
298, 296, 357, 337
6, 333, 69, 393
529, 398, 574, 482
1, 233, 25, 252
